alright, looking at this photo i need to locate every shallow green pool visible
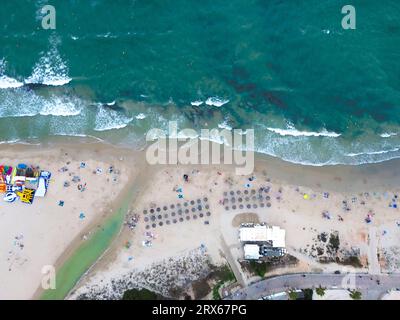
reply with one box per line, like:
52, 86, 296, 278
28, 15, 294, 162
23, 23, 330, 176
40, 194, 131, 300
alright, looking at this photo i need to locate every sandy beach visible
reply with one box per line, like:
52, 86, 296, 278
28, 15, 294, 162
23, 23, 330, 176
0, 138, 399, 299
0, 139, 139, 299
64, 144, 400, 300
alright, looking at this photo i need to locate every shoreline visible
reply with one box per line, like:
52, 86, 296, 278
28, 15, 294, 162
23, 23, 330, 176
3, 133, 400, 169
12, 133, 400, 182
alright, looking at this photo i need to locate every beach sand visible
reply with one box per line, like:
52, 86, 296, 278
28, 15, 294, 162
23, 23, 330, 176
67, 148, 400, 300
0, 140, 139, 299
1, 139, 400, 299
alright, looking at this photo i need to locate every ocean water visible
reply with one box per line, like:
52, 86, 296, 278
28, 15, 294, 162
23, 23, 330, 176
1, 0, 400, 165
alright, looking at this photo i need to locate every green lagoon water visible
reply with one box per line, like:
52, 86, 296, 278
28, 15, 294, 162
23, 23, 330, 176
1, 0, 400, 165
40, 190, 130, 300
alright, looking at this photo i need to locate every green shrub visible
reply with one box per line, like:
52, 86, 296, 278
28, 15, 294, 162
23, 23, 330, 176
349, 290, 362, 300
302, 288, 313, 300
339, 256, 363, 268
288, 290, 298, 300
316, 286, 326, 297
122, 288, 160, 300
328, 233, 340, 252
212, 281, 223, 300
249, 261, 268, 277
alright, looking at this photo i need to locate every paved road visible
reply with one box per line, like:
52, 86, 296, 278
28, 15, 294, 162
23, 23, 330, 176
225, 273, 400, 300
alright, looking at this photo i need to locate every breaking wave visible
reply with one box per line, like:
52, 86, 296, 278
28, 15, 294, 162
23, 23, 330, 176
345, 147, 400, 157
190, 100, 203, 106
205, 97, 229, 107
266, 126, 341, 137
380, 132, 398, 138
94, 105, 133, 131
218, 120, 233, 131
135, 113, 147, 120
0, 88, 83, 118
0, 75, 24, 89
25, 38, 72, 87
0, 59, 24, 89
39, 96, 83, 116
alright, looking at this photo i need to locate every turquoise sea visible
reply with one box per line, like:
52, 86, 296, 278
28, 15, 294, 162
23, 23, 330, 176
1, 0, 400, 165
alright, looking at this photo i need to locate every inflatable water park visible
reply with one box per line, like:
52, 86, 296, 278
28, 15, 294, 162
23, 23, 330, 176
0, 164, 51, 204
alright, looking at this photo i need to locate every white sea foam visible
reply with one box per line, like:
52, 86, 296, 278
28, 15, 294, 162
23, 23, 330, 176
218, 120, 233, 131
25, 38, 72, 87
205, 97, 229, 107
39, 97, 82, 117
0, 139, 20, 145
0, 58, 24, 89
0, 75, 24, 89
52, 133, 105, 143
0, 86, 83, 118
35, 77, 72, 86
267, 127, 341, 137
135, 113, 147, 120
191, 100, 203, 106
94, 106, 133, 131
380, 132, 398, 138
345, 147, 400, 157
173, 131, 199, 140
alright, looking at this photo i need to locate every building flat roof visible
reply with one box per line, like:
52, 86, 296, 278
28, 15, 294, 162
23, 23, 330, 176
240, 225, 268, 242
244, 244, 261, 260
266, 226, 286, 248
239, 224, 286, 248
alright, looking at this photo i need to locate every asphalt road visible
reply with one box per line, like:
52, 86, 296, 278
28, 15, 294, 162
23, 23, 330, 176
225, 273, 400, 300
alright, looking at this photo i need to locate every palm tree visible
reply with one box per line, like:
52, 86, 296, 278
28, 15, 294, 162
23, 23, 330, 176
288, 289, 298, 300
349, 290, 362, 300
315, 285, 326, 297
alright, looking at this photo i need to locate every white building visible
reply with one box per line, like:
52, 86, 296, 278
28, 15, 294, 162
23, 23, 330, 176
239, 225, 268, 242
239, 224, 286, 248
266, 226, 286, 248
243, 244, 261, 260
